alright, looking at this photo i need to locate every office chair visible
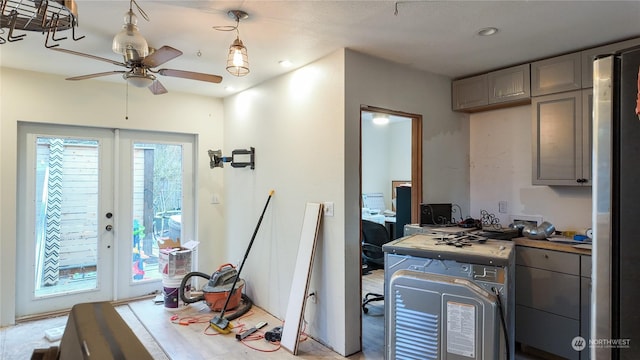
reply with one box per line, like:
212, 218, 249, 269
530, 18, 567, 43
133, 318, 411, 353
361, 219, 391, 313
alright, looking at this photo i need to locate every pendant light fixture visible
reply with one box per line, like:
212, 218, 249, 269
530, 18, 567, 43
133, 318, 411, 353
225, 10, 250, 77
112, 0, 149, 61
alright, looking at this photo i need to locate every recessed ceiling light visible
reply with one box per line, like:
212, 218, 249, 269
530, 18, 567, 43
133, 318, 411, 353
279, 60, 292, 68
225, 86, 235, 91
372, 113, 389, 125
478, 27, 499, 36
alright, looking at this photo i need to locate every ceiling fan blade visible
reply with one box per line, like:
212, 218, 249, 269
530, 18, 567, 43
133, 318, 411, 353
158, 69, 223, 83
148, 80, 168, 95
142, 46, 183, 68
66, 71, 126, 80
51, 47, 127, 67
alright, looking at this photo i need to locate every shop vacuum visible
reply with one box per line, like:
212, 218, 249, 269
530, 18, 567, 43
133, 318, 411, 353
179, 263, 248, 312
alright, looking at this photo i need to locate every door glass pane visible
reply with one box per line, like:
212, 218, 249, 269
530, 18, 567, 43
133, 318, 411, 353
34, 137, 99, 297
132, 143, 182, 282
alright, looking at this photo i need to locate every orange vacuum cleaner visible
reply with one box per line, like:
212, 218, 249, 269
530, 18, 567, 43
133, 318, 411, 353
180, 263, 245, 311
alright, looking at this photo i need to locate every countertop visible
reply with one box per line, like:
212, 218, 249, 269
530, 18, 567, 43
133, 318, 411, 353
512, 237, 591, 256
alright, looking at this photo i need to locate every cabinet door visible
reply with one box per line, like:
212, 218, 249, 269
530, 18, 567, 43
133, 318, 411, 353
532, 90, 585, 185
516, 305, 580, 360
452, 74, 488, 110
532, 52, 582, 96
581, 276, 592, 359
488, 64, 531, 104
516, 265, 580, 319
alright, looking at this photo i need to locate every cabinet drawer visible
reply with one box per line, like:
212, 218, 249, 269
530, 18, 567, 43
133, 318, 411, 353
516, 305, 580, 360
516, 246, 580, 275
516, 265, 580, 319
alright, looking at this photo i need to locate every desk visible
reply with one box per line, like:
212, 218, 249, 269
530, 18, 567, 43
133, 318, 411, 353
384, 217, 396, 240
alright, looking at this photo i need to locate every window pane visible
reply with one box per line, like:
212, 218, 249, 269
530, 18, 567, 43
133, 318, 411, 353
132, 143, 183, 282
34, 137, 99, 297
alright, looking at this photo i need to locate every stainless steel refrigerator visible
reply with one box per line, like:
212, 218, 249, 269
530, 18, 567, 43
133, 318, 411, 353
593, 47, 640, 359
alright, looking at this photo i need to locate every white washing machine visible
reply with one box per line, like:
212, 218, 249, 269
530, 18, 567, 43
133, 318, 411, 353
383, 232, 514, 360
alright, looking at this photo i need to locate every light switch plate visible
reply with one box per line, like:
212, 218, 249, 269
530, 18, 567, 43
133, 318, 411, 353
323, 202, 334, 217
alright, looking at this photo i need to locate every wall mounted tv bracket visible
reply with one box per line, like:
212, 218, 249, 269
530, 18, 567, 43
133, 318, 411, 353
208, 147, 255, 169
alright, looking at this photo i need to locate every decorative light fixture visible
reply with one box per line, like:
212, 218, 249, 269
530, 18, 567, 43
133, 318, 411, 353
225, 10, 250, 77
112, 0, 149, 60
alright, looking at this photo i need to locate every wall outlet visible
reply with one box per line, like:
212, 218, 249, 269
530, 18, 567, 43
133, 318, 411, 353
323, 202, 334, 217
498, 201, 508, 214
309, 290, 317, 304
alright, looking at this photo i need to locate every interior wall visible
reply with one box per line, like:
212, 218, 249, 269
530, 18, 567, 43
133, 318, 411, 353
0, 67, 225, 326
222, 50, 348, 354
345, 49, 470, 211
344, 49, 469, 355
469, 105, 592, 231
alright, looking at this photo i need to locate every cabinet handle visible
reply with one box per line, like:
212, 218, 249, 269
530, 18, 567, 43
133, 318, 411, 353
544, 254, 549, 259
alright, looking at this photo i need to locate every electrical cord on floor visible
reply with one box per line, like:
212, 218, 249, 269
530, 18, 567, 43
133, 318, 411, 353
493, 286, 510, 360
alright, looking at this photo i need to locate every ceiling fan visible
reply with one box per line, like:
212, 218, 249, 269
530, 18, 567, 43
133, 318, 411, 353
51, 0, 222, 95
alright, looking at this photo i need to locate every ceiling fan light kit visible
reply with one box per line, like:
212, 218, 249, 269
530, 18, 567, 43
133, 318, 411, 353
50, 0, 223, 95
123, 68, 155, 88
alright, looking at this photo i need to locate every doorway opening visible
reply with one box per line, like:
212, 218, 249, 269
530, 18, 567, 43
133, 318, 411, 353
359, 105, 422, 356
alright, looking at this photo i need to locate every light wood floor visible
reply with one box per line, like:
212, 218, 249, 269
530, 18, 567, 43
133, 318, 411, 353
1, 269, 543, 359
0, 272, 385, 360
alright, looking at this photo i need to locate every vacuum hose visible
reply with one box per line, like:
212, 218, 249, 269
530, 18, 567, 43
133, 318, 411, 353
180, 271, 210, 304
179, 271, 253, 321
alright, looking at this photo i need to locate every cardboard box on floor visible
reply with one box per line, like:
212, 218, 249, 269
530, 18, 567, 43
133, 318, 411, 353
158, 238, 198, 277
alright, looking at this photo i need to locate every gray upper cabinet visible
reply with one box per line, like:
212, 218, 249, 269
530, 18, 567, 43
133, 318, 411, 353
531, 52, 581, 96
488, 64, 531, 104
532, 89, 592, 186
452, 64, 530, 112
582, 37, 640, 88
452, 74, 488, 110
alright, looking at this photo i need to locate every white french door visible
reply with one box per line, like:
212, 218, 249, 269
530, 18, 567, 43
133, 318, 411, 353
16, 123, 195, 317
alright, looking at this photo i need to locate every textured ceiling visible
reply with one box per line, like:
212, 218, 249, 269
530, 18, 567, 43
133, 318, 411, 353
2, 0, 640, 98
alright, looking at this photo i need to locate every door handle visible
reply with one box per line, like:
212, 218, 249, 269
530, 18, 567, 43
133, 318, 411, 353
106, 224, 113, 231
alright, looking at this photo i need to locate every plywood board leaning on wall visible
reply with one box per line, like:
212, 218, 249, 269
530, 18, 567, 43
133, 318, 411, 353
281, 203, 323, 354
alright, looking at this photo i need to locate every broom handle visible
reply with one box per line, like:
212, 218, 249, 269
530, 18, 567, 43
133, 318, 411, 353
219, 190, 275, 318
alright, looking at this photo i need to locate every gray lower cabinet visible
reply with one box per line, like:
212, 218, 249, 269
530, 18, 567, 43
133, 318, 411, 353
580, 255, 592, 359
516, 246, 591, 359
532, 89, 592, 186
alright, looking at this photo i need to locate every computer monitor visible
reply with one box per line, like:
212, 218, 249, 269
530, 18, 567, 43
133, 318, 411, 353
362, 193, 386, 214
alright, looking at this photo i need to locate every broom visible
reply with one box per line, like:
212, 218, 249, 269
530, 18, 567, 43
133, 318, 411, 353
210, 190, 275, 333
